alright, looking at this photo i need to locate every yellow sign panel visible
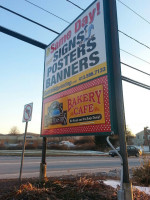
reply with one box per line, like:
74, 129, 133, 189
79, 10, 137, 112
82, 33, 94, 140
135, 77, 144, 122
43, 84, 105, 129
44, 62, 107, 98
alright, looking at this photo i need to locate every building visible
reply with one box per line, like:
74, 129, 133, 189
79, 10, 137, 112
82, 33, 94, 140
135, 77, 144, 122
144, 127, 150, 146
0, 134, 6, 146
133, 127, 150, 147
133, 131, 145, 146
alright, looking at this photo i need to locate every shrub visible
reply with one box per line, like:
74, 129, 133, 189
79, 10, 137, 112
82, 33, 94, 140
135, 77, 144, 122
25, 144, 37, 150
73, 143, 96, 150
74, 136, 94, 145
47, 144, 69, 150
7, 146, 22, 150
132, 157, 150, 186
94, 135, 119, 151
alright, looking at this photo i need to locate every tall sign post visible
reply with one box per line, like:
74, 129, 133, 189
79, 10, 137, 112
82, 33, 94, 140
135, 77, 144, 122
39, 136, 47, 181
40, 1, 133, 199
19, 102, 33, 183
103, 1, 133, 199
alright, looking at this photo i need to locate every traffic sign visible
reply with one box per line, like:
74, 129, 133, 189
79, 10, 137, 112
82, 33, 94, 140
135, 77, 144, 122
22, 103, 33, 122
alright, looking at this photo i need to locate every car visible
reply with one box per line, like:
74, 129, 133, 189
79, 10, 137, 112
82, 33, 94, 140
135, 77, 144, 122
47, 142, 58, 145
59, 141, 75, 147
109, 145, 142, 157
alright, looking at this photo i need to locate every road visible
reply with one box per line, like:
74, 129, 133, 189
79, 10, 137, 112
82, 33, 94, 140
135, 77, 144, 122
0, 156, 142, 179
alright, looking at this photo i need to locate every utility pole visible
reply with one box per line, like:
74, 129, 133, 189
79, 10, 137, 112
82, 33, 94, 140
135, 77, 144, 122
104, 0, 133, 199
19, 121, 28, 183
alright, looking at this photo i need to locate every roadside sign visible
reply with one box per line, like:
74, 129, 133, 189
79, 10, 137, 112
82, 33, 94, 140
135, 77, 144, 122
40, 2, 133, 199
41, 0, 118, 137
22, 103, 33, 122
20, 102, 33, 182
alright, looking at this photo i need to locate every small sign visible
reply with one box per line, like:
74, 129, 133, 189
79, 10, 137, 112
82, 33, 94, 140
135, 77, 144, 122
22, 103, 33, 122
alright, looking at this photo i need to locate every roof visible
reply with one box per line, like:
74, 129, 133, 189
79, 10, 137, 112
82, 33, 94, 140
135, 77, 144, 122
136, 130, 144, 136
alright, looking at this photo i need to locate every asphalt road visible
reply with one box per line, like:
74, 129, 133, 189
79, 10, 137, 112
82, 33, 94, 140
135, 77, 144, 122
0, 156, 142, 179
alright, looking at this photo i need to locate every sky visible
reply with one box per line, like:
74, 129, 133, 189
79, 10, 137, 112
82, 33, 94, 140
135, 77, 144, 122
0, 0, 150, 135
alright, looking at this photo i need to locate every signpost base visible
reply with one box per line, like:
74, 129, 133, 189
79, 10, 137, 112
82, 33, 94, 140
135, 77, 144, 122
39, 163, 47, 182
117, 189, 125, 200
123, 182, 133, 200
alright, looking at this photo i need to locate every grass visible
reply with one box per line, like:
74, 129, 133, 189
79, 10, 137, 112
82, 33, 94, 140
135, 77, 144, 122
0, 175, 117, 200
132, 156, 150, 186
0, 175, 150, 200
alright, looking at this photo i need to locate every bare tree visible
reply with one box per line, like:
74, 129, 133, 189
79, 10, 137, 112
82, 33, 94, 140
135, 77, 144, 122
9, 126, 20, 135
125, 126, 135, 145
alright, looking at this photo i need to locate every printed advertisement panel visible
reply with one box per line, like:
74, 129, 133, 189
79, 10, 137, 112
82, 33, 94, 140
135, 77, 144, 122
41, 0, 114, 137
42, 76, 111, 136
44, 0, 106, 98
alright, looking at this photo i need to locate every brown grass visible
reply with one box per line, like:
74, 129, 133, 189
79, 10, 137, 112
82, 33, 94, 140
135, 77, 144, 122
0, 175, 150, 200
132, 157, 150, 186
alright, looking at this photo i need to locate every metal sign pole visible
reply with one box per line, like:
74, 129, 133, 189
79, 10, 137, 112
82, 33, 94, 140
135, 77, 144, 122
104, 0, 133, 199
19, 121, 28, 183
39, 137, 47, 181
107, 136, 124, 200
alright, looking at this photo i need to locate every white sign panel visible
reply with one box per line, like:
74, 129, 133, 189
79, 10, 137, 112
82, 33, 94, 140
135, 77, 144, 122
22, 103, 33, 122
44, 0, 106, 98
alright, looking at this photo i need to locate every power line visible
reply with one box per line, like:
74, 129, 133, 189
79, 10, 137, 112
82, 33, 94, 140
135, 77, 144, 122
65, 0, 150, 51
1, 4, 149, 93
120, 49, 150, 65
121, 62, 150, 76
6, 2, 149, 52
122, 76, 150, 90
1, 33, 150, 92
67, 0, 150, 27
0, 6, 59, 35
1, 28, 150, 90
24, 0, 70, 24
119, 30, 150, 50
117, 0, 150, 25
67, 0, 150, 29
66, 0, 84, 11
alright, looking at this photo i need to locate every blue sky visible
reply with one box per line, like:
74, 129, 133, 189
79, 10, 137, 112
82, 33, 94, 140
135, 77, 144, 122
0, 0, 150, 135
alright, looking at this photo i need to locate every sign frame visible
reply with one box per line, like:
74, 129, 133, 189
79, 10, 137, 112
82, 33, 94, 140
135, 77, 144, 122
41, 0, 118, 137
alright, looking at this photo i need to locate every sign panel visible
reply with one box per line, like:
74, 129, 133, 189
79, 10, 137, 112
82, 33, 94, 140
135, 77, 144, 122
22, 103, 33, 122
44, 0, 106, 98
41, 0, 116, 137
